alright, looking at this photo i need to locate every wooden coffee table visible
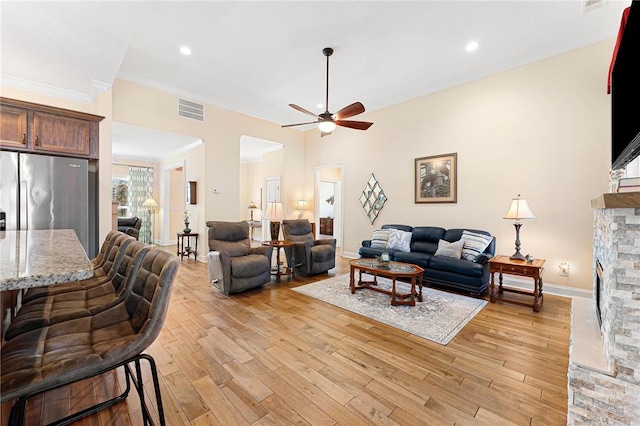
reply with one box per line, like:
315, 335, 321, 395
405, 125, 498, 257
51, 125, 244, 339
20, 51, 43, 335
349, 259, 424, 306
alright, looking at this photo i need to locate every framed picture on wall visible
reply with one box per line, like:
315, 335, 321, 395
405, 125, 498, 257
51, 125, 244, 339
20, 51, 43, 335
415, 153, 457, 203
186, 181, 197, 205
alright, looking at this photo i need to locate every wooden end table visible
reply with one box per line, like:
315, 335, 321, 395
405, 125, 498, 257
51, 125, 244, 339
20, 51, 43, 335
177, 232, 198, 261
349, 259, 424, 306
489, 255, 545, 312
262, 240, 295, 282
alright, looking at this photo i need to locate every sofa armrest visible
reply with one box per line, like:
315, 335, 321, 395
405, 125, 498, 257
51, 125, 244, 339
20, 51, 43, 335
283, 241, 313, 274
362, 240, 372, 248
314, 238, 336, 248
250, 246, 272, 258
475, 253, 493, 265
207, 250, 232, 294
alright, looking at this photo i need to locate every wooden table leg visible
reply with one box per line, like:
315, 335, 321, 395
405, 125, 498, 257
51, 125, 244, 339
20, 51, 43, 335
275, 247, 282, 283
489, 271, 496, 303
418, 273, 423, 302
391, 277, 397, 305
350, 265, 355, 294
533, 276, 543, 312
291, 248, 295, 280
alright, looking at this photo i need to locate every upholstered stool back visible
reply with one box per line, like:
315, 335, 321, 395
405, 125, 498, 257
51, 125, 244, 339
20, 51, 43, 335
0, 249, 180, 425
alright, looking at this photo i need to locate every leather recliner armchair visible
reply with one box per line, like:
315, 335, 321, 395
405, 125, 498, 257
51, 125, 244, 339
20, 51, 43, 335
117, 216, 142, 240
206, 221, 272, 295
282, 219, 336, 276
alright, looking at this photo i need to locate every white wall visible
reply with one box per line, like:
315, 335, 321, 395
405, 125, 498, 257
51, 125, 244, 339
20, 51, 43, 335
303, 39, 614, 290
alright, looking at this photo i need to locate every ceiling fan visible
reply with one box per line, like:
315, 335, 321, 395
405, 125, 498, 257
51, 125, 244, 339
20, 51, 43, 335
281, 47, 373, 137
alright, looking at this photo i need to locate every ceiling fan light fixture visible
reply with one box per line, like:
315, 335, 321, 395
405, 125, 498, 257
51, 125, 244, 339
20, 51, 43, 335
318, 120, 336, 133
281, 46, 373, 133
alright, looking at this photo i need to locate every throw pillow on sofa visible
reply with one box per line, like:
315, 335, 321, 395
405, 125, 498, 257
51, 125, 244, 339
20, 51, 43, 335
387, 229, 412, 252
434, 239, 464, 258
371, 229, 390, 249
460, 230, 493, 261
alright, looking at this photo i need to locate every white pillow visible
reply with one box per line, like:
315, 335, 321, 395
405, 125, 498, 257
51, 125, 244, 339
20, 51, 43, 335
434, 239, 464, 259
387, 229, 412, 252
371, 229, 390, 249
460, 231, 493, 261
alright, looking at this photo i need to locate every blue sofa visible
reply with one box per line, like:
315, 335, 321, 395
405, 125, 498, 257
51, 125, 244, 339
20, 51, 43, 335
358, 224, 495, 296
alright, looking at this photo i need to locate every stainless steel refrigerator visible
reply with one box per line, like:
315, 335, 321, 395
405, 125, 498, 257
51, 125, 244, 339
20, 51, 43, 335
0, 151, 89, 254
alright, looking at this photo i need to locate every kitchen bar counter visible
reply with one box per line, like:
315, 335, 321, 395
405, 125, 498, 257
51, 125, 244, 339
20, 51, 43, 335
0, 229, 93, 291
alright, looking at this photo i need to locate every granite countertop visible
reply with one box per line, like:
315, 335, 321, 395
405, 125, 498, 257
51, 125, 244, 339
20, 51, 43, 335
0, 229, 93, 291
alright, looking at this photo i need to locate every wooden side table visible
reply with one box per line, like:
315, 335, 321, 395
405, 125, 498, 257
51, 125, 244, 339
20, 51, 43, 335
177, 232, 198, 261
489, 255, 545, 312
262, 240, 295, 282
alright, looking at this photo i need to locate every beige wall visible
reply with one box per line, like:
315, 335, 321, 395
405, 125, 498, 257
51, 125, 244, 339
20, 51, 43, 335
169, 168, 184, 238
240, 161, 264, 222
303, 39, 614, 290
158, 144, 205, 246
3, 38, 615, 290
112, 79, 304, 243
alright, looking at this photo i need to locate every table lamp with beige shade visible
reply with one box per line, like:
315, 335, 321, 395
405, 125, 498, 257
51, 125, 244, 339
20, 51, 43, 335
503, 194, 536, 261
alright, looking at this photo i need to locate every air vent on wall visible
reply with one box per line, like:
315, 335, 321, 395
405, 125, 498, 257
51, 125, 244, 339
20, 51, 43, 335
583, 0, 605, 13
178, 98, 205, 122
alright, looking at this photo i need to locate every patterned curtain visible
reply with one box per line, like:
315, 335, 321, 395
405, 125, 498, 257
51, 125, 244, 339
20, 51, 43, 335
128, 167, 154, 243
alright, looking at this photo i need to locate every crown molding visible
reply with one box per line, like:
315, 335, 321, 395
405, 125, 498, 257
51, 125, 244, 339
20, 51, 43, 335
0, 74, 98, 104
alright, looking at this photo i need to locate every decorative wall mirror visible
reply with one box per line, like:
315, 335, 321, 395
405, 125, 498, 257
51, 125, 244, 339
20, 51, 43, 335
359, 173, 387, 224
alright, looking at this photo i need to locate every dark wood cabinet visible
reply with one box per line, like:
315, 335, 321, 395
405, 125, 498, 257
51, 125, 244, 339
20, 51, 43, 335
0, 104, 28, 150
320, 217, 334, 236
0, 98, 103, 159
32, 111, 91, 156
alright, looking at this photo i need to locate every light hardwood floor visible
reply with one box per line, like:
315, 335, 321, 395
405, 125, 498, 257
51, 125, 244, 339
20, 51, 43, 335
21, 252, 571, 425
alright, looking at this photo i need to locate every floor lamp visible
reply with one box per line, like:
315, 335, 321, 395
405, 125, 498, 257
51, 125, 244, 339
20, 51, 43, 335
142, 198, 158, 244
248, 201, 258, 240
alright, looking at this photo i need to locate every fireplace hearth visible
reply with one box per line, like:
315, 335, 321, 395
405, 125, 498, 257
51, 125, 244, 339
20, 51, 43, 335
569, 194, 640, 424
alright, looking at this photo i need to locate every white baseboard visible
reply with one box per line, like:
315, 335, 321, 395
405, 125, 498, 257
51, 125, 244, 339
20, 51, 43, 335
499, 275, 591, 299
342, 251, 359, 259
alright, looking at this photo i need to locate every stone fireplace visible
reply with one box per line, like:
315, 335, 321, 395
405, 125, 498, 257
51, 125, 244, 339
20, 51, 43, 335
568, 193, 640, 424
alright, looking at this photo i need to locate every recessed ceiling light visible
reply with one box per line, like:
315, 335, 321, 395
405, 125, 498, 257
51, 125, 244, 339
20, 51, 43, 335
465, 41, 479, 52
317, 103, 324, 109
180, 46, 192, 56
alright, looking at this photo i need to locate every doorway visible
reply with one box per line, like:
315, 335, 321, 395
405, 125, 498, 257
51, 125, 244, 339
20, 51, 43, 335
161, 161, 186, 245
315, 164, 343, 248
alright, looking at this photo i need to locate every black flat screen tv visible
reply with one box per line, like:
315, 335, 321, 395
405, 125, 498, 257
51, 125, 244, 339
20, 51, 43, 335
611, 0, 640, 171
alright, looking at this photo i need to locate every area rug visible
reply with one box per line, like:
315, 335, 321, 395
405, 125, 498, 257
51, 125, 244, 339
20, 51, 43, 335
292, 274, 487, 345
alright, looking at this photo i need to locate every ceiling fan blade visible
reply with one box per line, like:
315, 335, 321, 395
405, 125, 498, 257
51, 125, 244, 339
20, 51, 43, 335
335, 102, 365, 119
289, 104, 320, 118
281, 120, 320, 128
335, 120, 373, 130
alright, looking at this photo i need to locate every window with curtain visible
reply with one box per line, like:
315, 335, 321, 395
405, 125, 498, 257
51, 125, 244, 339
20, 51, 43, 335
128, 166, 154, 243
